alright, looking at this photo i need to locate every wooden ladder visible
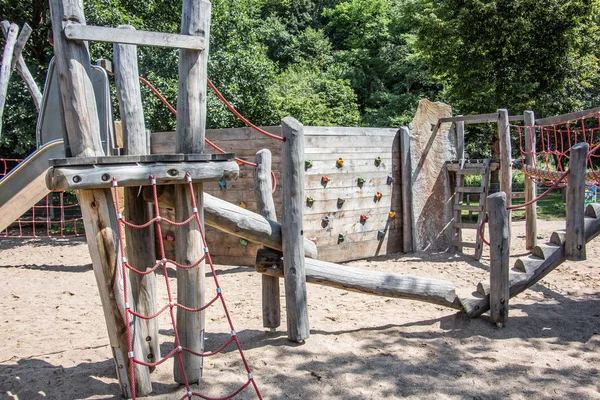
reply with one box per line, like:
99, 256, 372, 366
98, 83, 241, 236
451, 159, 491, 260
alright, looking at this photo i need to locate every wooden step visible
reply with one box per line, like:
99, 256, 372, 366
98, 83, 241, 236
585, 203, 600, 218
456, 186, 485, 193
550, 229, 566, 245
476, 272, 525, 296
454, 205, 484, 212
452, 241, 477, 249
456, 167, 488, 175
513, 255, 544, 273
531, 243, 561, 260
455, 222, 480, 230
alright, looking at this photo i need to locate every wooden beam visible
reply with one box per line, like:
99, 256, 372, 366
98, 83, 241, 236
497, 109, 512, 245
524, 111, 537, 250
488, 192, 509, 327
536, 106, 600, 126
438, 113, 499, 125
114, 26, 160, 369
10, 22, 32, 72
0, 21, 41, 111
253, 149, 281, 331
399, 126, 413, 253
64, 23, 206, 51
173, 0, 211, 384
256, 249, 461, 309
0, 22, 18, 136
456, 117, 465, 160
281, 117, 310, 342
49, 0, 151, 396
566, 142, 588, 260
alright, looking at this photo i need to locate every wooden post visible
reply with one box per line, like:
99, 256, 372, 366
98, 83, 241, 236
524, 110, 537, 250
173, 0, 211, 384
566, 142, 588, 261
497, 109, 512, 245
488, 192, 509, 327
456, 118, 465, 160
0, 22, 18, 135
48, 0, 151, 396
400, 126, 413, 253
113, 26, 160, 369
0, 22, 42, 111
253, 149, 281, 331
281, 116, 310, 342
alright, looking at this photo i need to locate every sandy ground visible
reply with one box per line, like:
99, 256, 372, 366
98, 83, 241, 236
1, 219, 599, 400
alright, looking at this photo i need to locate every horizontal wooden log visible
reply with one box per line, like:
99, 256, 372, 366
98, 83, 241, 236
46, 160, 239, 190
256, 249, 461, 309
438, 113, 499, 125
536, 106, 600, 126
446, 162, 500, 172
64, 23, 206, 50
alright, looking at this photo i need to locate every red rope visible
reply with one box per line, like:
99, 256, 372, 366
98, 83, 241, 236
112, 176, 262, 400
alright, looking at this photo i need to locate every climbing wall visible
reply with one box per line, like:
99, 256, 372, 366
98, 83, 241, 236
151, 125, 402, 265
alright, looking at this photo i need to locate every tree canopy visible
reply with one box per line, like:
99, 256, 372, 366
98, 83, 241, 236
1, 0, 599, 158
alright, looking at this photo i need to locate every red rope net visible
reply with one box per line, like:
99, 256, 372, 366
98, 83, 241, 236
0, 158, 84, 238
112, 175, 262, 400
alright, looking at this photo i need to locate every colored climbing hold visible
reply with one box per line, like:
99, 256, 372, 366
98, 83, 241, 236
375, 157, 382, 166
338, 234, 346, 243
337, 198, 345, 208
336, 157, 344, 168
166, 232, 175, 242
239, 201, 247, 209
357, 177, 366, 185
308, 237, 318, 244
321, 216, 330, 227
218, 180, 227, 190
389, 211, 397, 219
374, 192, 383, 201
305, 160, 313, 169
239, 238, 248, 246
360, 214, 369, 223
377, 230, 385, 240
387, 176, 395, 185
306, 197, 315, 206
321, 175, 331, 184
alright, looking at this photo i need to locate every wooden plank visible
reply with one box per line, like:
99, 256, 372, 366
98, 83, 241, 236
46, 160, 239, 190
253, 149, 280, 331
400, 126, 413, 253
437, 113, 499, 125
497, 109, 512, 245
0, 22, 18, 135
474, 160, 491, 260
536, 106, 600, 126
256, 249, 461, 309
454, 205, 484, 212
303, 126, 398, 137
524, 111, 537, 250
566, 142, 588, 260
49, 0, 151, 396
173, 0, 211, 384
452, 241, 477, 249
456, 186, 485, 193
0, 22, 41, 111
454, 222, 479, 230
64, 23, 206, 50
456, 118, 464, 160
114, 29, 160, 369
446, 161, 500, 172
281, 117, 310, 342
488, 192, 509, 327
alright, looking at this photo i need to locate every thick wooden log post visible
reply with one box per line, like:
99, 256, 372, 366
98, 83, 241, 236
49, 0, 151, 396
488, 192, 509, 327
113, 26, 160, 369
400, 126, 413, 253
0, 22, 42, 111
497, 109, 512, 245
281, 117, 310, 342
0, 22, 18, 135
253, 149, 281, 331
174, 0, 211, 384
524, 111, 537, 250
566, 142, 588, 261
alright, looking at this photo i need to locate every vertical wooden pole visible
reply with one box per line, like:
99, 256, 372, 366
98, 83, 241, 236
523, 111, 537, 250
253, 149, 281, 331
0, 22, 18, 135
173, 0, 211, 384
281, 116, 310, 342
400, 126, 413, 253
113, 25, 160, 368
497, 109, 512, 246
488, 192, 509, 327
456, 118, 465, 160
49, 0, 151, 396
566, 142, 588, 261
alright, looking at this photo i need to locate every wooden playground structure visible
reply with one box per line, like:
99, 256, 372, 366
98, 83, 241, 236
2, 1, 600, 399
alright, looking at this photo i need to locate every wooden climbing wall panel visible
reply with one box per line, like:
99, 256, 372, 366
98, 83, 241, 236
151, 126, 403, 265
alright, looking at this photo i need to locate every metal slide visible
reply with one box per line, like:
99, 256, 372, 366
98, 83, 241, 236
0, 139, 65, 232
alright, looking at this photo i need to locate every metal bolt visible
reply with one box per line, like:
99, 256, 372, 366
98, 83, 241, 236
72, 175, 82, 183
167, 169, 179, 176
101, 173, 110, 181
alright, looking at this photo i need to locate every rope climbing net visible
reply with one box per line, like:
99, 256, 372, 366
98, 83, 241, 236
0, 158, 84, 238
112, 175, 262, 400
513, 110, 600, 187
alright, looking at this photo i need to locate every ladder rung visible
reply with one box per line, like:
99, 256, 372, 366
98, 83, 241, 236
456, 167, 488, 175
455, 222, 480, 230
452, 241, 477, 249
456, 186, 485, 193
455, 205, 484, 212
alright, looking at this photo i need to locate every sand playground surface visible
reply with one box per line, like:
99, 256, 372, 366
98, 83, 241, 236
1, 219, 599, 399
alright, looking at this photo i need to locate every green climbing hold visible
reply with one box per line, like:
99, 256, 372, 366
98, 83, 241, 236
338, 234, 345, 243
305, 160, 313, 169
239, 238, 249, 246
